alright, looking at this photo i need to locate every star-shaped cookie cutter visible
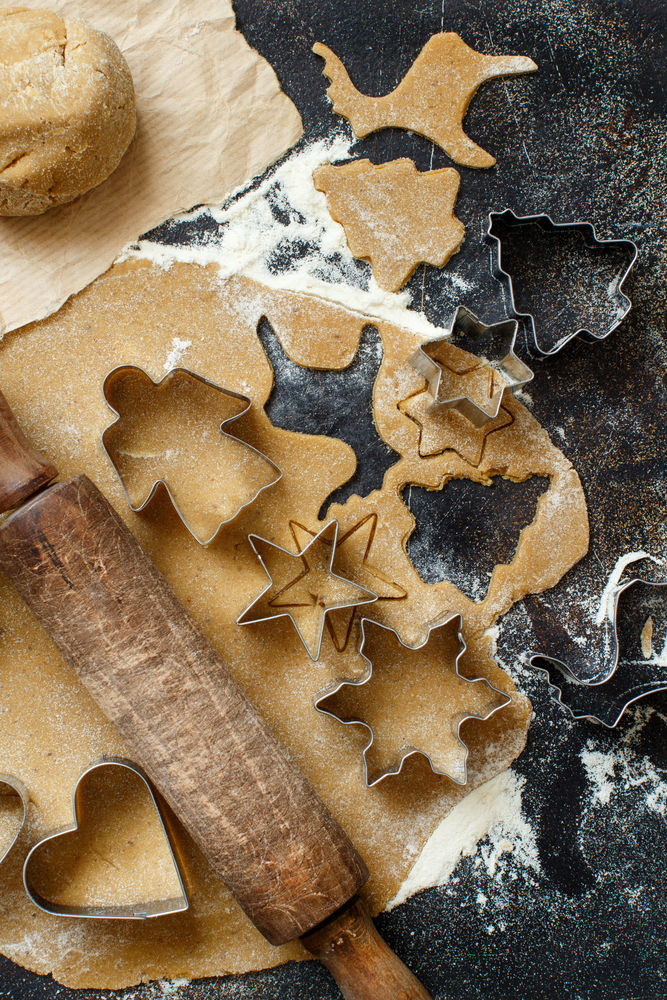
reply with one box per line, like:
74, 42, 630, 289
485, 209, 638, 357
102, 365, 282, 546
237, 521, 378, 661
409, 305, 534, 427
316, 615, 511, 786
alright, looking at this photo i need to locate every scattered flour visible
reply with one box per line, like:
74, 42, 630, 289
388, 768, 539, 909
163, 337, 193, 371
593, 550, 660, 626
582, 736, 667, 817
118, 135, 444, 339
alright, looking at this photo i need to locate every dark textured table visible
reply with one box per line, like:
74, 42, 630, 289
1, 2, 666, 997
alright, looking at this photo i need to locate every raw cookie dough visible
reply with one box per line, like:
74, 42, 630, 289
313, 33, 537, 168
313, 158, 465, 291
0, 7, 136, 216
0, 260, 585, 989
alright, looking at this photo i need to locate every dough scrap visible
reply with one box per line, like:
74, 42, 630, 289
313, 34, 537, 168
0, 260, 586, 989
0, 7, 136, 216
313, 158, 464, 291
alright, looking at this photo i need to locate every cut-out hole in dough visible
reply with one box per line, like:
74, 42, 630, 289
258, 320, 399, 514
404, 475, 550, 600
24, 761, 188, 919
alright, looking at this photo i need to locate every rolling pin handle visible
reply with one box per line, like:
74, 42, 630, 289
301, 896, 433, 1000
0, 388, 58, 512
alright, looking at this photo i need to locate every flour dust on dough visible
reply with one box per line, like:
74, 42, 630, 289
0, 260, 586, 988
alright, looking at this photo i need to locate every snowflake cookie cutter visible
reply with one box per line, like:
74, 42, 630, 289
485, 209, 638, 357
23, 758, 189, 920
409, 305, 534, 427
316, 615, 511, 786
102, 365, 282, 546
529, 576, 667, 729
0, 774, 28, 867
237, 521, 378, 661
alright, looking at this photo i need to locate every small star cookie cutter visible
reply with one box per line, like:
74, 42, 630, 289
409, 305, 534, 427
237, 521, 378, 661
23, 758, 189, 919
316, 615, 511, 786
486, 209, 638, 357
102, 365, 282, 546
0, 774, 28, 866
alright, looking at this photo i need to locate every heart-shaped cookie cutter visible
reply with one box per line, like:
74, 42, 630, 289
23, 758, 189, 919
0, 774, 28, 866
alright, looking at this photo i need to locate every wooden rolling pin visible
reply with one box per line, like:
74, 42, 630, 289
0, 389, 431, 1000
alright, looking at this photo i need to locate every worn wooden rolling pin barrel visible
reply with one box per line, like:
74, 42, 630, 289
0, 388, 431, 1000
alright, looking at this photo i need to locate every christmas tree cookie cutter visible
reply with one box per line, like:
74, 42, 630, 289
23, 758, 189, 920
485, 209, 638, 357
316, 615, 511, 786
409, 305, 534, 428
102, 365, 282, 546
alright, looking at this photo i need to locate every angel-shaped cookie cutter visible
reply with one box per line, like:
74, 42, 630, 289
316, 615, 510, 786
102, 365, 282, 546
485, 209, 638, 357
23, 758, 188, 919
409, 305, 534, 427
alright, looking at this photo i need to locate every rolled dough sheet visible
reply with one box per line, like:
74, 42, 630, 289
0, 260, 587, 988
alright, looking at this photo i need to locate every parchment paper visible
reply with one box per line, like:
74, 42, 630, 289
0, 0, 303, 335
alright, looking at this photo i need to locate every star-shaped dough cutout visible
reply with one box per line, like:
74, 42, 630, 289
399, 391, 514, 465
409, 306, 533, 427
313, 159, 465, 292
290, 515, 407, 651
237, 522, 378, 660
317, 616, 510, 785
313, 33, 537, 168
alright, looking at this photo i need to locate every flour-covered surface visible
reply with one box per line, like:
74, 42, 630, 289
1, 0, 666, 998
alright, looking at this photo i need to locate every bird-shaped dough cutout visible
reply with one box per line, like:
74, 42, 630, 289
313, 33, 537, 168
313, 158, 465, 292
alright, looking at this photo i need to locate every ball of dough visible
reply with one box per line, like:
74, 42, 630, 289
0, 7, 136, 216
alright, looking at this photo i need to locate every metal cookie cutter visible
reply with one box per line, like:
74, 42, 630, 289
486, 209, 638, 357
102, 365, 282, 546
530, 576, 667, 728
316, 615, 511, 786
23, 758, 188, 919
409, 305, 534, 428
237, 521, 378, 661
0, 774, 28, 866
